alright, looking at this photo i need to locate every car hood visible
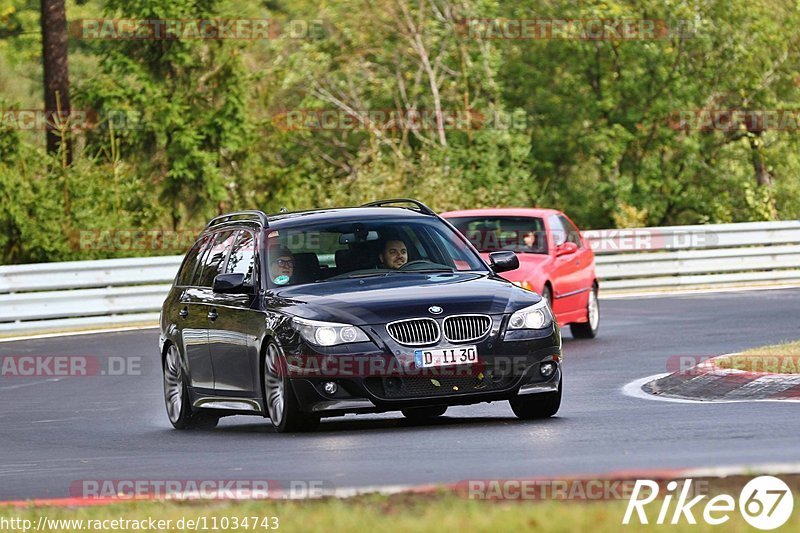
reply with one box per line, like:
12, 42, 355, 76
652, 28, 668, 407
269, 272, 541, 325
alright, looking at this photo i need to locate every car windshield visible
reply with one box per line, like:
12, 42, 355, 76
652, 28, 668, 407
265, 217, 488, 288
446, 216, 548, 254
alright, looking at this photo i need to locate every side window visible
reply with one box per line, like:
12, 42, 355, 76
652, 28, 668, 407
176, 235, 208, 286
558, 215, 583, 248
549, 215, 567, 247
225, 230, 257, 285
195, 231, 236, 287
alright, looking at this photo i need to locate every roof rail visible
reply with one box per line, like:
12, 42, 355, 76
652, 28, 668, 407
206, 210, 269, 230
361, 198, 436, 216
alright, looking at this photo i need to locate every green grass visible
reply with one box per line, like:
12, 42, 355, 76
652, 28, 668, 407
741, 340, 800, 357
3, 491, 800, 532
714, 340, 800, 374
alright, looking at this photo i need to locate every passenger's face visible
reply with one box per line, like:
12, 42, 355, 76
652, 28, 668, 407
381, 240, 408, 269
270, 255, 294, 278
523, 232, 536, 247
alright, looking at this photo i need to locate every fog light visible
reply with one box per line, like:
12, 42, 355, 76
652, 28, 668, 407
323, 381, 338, 395
539, 362, 556, 378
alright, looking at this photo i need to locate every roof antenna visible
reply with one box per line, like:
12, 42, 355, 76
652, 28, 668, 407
279, 207, 288, 214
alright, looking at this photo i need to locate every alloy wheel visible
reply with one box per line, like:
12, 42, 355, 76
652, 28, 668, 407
264, 344, 286, 427
588, 288, 599, 330
163, 345, 183, 424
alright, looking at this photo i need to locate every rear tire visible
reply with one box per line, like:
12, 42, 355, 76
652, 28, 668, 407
263, 341, 320, 433
163, 344, 219, 430
401, 406, 447, 420
570, 284, 599, 339
509, 378, 562, 419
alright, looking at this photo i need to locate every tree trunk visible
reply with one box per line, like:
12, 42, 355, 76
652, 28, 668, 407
748, 135, 772, 187
40, 0, 72, 164
748, 134, 778, 219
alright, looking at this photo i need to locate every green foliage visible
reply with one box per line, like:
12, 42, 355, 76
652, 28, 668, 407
1, 0, 799, 264
77, 0, 254, 227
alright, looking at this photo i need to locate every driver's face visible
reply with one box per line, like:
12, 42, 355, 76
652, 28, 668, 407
380, 240, 408, 269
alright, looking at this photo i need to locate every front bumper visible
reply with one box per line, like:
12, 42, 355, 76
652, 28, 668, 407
282, 318, 562, 416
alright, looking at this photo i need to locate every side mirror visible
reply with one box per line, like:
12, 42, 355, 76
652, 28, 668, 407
212, 273, 251, 294
488, 251, 519, 273
556, 242, 578, 257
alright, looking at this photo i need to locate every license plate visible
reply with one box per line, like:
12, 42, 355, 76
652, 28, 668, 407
414, 345, 478, 368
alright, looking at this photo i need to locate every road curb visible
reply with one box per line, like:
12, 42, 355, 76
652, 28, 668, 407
642, 353, 800, 402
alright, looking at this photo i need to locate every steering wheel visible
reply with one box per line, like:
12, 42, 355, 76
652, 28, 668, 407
398, 260, 429, 270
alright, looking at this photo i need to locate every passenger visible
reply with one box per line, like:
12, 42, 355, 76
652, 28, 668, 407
269, 246, 295, 285
522, 231, 537, 249
378, 239, 408, 270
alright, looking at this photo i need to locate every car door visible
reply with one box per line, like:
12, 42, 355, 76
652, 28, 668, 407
177, 235, 215, 390
191, 230, 237, 391
208, 229, 260, 394
559, 213, 595, 303
548, 214, 583, 316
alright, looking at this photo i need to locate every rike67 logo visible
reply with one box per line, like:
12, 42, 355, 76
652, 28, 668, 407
623, 476, 794, 530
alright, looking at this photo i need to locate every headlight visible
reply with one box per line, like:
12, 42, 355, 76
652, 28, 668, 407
511, 280, 534, 291
292, 317, 370, 346
507, 300, 553, 330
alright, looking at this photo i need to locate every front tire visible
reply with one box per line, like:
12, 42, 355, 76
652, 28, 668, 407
263, 341, 320, 433
541, 284, 552, 309
570, 284, 599, 339
163, 344, 219, 429
509, 377, 562, 419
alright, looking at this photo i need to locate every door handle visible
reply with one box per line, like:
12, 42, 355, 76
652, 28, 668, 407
208, 309, 218, 321
179, 307, 189, 319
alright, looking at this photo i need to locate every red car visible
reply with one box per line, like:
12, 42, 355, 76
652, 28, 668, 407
441, 208, 599, 338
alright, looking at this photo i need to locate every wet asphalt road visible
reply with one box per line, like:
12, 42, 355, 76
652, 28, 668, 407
1, 288, 798, 500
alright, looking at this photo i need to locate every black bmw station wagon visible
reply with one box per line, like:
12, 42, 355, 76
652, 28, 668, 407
160, 199, 562, 432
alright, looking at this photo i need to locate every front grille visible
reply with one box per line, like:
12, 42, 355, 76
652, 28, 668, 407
443, 314, 492, 343
386, 318, 440, 346
365, 374, 515, 399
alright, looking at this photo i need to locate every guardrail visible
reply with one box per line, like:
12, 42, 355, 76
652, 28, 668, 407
584, 220, 800, 291
1, 220, 798, 334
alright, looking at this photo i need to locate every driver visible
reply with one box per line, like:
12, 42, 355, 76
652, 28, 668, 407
378, 239, 408, 269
